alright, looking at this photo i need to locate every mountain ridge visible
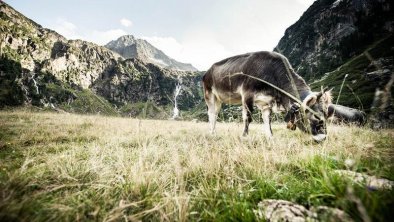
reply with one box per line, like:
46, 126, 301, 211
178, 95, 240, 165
105, 35, 198, 72
0, 1, 203, 118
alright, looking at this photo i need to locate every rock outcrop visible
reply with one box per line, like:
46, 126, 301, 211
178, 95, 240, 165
254, 199, 353, 222
334, 170, 394, 190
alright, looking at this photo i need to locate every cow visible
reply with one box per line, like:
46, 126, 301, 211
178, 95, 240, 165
202, 51, 332, 142
327, 104, 367, 126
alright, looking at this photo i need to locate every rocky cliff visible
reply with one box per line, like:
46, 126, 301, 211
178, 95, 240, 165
0, 2, 202, 118
105, 35, 198, 72
275, 0, 393, 81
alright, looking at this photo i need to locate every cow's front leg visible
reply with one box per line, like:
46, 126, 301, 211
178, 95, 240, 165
256, 104, 273, 138
261, 107, 273, 138
207, 95, 222, 134
242, 97, 254, 136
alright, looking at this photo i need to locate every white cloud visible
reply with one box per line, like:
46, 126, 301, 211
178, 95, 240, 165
120, 18, 133, 28
142, 35, 232, 70
142, 36, 184, 59
53, 18, 82, 40
295, 0, 316, 7
49, 18, 127, 45
90, 29, 128, 45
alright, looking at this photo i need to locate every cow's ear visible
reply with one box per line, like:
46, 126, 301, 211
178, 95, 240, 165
326, 104, 335, 118
302, 94, 317, 107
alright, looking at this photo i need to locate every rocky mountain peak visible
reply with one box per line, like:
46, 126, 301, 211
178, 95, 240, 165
105, 35, 137, 49
105, 35, 198, 72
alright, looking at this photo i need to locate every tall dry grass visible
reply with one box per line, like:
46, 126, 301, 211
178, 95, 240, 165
0, 110, 393, 221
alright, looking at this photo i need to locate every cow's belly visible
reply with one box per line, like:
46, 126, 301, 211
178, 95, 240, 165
212, 88, 242, 104
217, 92, 242, 104
212, 87, 273, 106
254, 93, 274, 107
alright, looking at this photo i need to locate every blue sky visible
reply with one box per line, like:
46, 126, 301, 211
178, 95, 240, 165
6, 0, 316, 70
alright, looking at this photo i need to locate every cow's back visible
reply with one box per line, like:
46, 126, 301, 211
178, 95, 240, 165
209, 51, 286, 78
204, 51, 305, 95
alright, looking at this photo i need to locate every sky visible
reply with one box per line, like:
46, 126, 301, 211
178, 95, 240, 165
5, 0, 316, 70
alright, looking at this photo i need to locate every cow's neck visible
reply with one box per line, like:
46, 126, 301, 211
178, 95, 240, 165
290, 71, 312, 102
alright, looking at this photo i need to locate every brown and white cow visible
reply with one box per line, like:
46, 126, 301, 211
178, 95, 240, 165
202, 51, 332, 142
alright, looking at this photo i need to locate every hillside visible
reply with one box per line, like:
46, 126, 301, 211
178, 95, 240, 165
0, 2, 203, 118
275, 0, 393, 81
105, 35, 198, 72
273, 0, 394, 127
311, 35, 393, 109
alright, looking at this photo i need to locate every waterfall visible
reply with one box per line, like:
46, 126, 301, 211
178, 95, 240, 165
32, 77, 39, 94
172, 81, 182, 119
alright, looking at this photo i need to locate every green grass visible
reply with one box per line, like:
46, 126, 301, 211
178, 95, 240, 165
0, 110, 393, 221
60, 89, 118, 116
311, 35, 394, 111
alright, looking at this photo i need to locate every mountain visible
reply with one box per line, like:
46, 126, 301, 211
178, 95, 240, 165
275, 0, 393, 81
105, 35, 198, 72
0, 2, 203, 118
274, 0, 393, 125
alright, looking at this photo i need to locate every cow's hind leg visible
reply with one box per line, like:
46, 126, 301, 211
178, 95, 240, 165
205, 93, 222, 134
242, 96, 254, 136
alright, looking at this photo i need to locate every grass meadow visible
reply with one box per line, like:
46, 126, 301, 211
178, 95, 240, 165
0, 110, 393, 221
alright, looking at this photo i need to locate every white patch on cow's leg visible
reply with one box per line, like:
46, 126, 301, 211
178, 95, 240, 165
208, 108, 216, 134
261, 108, 273, 138
242, 105, 248, 136
256, 104, 272, 139
207, 95, 221, 134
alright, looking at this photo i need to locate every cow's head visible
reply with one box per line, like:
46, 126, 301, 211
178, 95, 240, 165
285, 88, 332, 142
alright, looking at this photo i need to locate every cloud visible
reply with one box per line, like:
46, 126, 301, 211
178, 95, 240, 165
90, 29, 128, 45
53, 18, 82, 40
120, 18, 133, 28
295, 0, 315, 7
49, 18, 128, 45
142, 36, 184, 58
142, 35, 232, 70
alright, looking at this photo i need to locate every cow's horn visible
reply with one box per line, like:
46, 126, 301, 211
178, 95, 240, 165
316, 86, 329, 99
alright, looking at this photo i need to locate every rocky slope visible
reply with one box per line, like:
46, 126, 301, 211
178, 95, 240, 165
0, 2, 202, 118
274, 0, 393, 127
105, 35, 198, 72
275, 0, 393, 81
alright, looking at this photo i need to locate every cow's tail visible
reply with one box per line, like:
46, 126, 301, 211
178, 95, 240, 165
202, 68, 213, 92
202, 69, 214, 104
